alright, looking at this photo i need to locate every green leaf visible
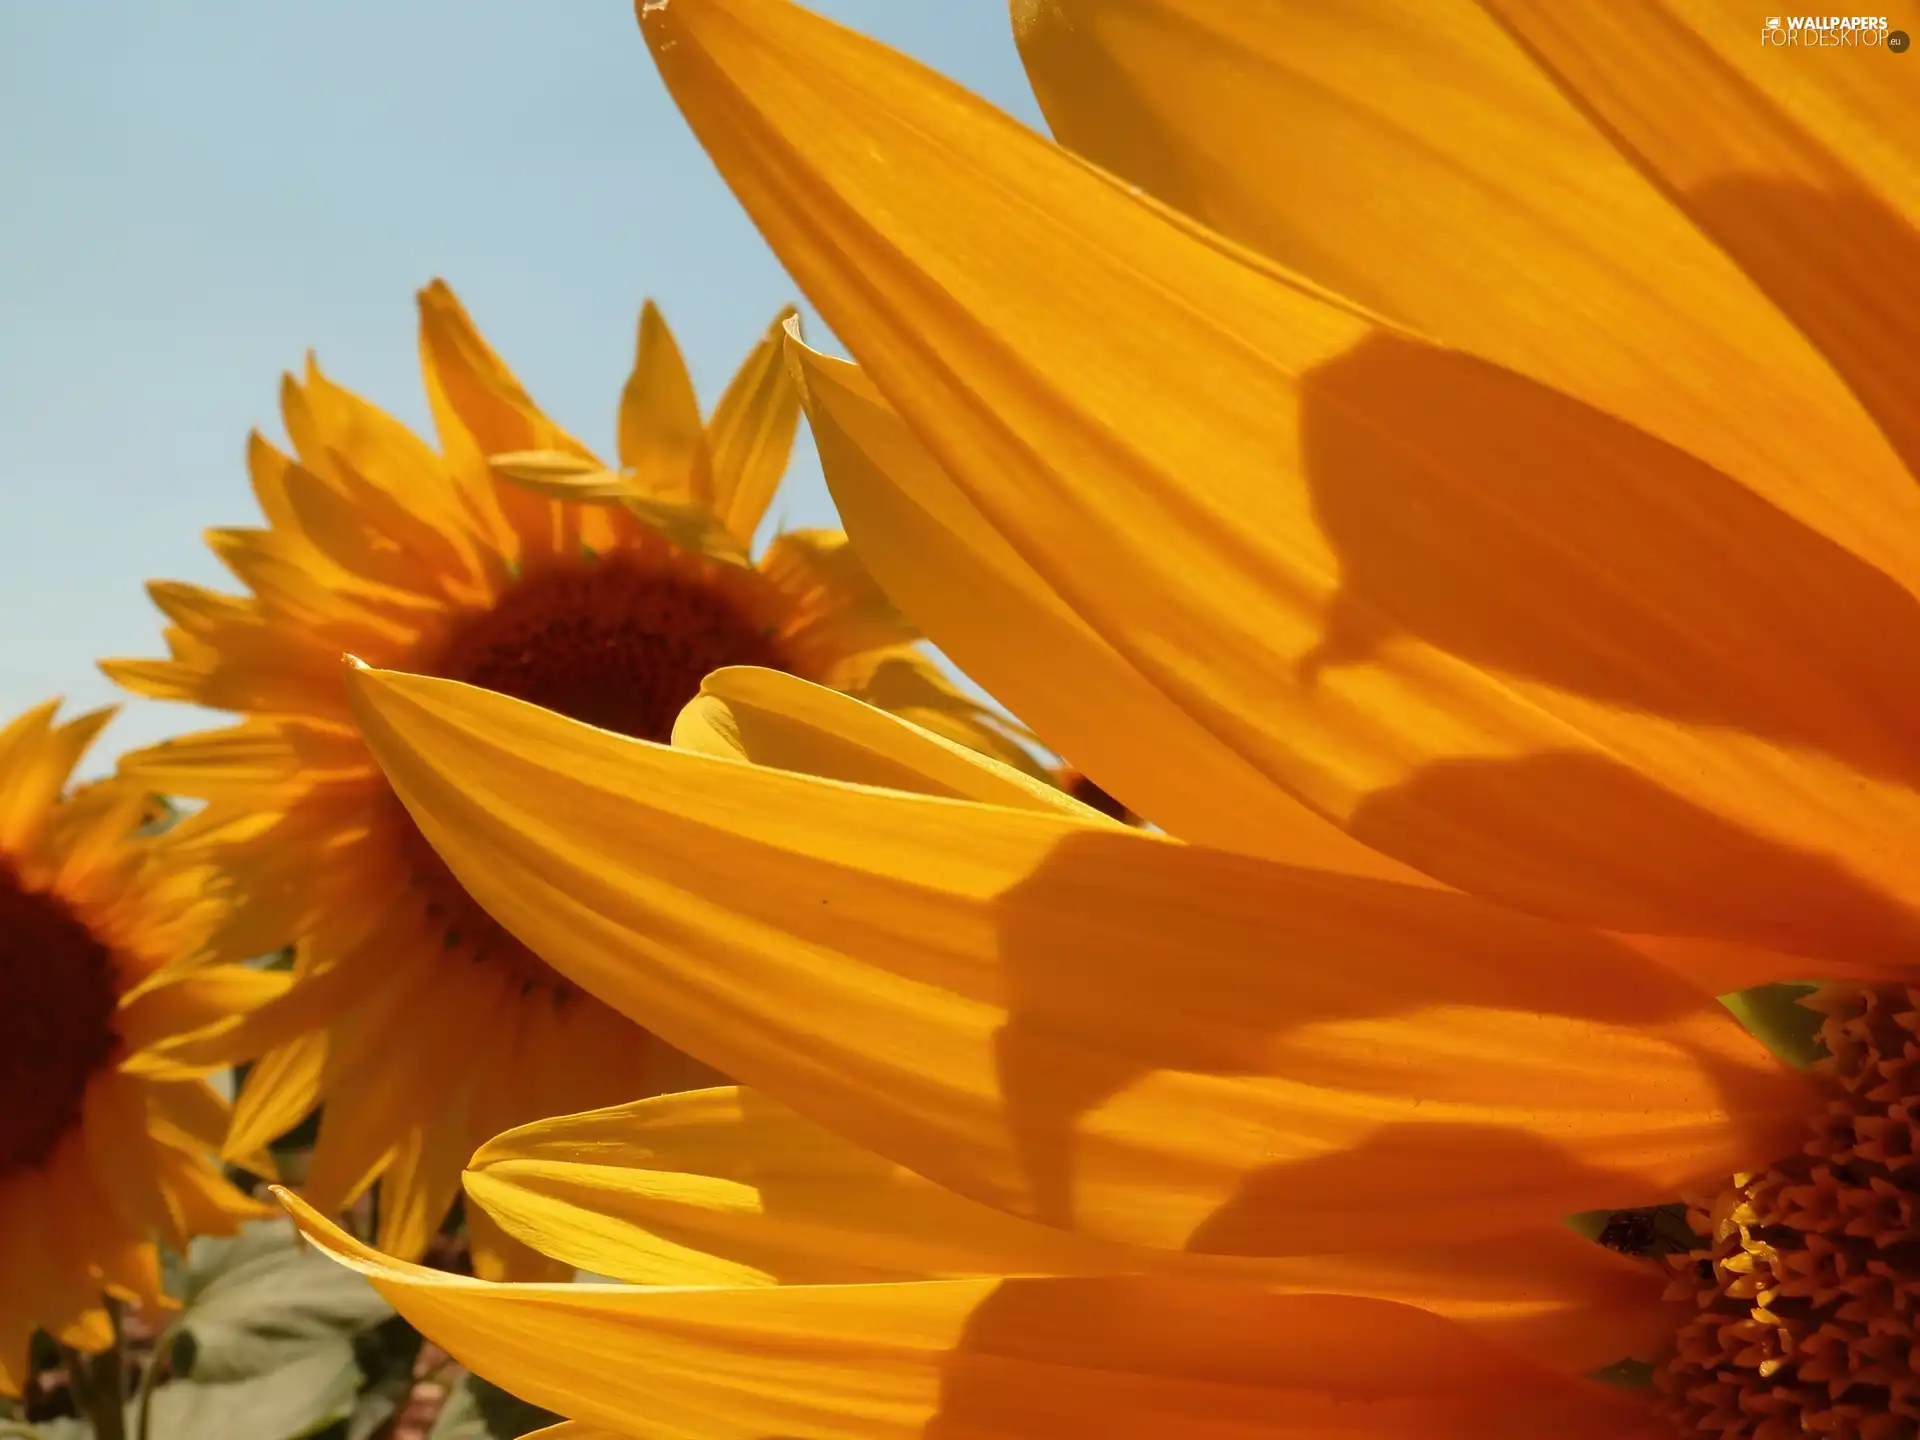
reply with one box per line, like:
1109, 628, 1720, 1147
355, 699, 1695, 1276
131, 1219, 395, 1440
174, 1221, 392, 1383
427, 1374, 560, 1439
138, 1348, 363, 1440
15, 1421, 91, 1440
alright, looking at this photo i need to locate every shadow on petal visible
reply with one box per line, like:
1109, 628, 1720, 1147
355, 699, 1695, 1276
1345, 750, 1920, 961
1298, 333, 1920, 789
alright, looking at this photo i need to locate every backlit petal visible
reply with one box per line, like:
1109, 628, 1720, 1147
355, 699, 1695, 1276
467, 1085, 1671, 1375
349, 666, 1811, 1254
706, 306, 803, 543
285, 1192, 1659, 1440
673, 667, 1094, 816
617, 300, 714, 509
1012, 0, 1920, 578
789, 335, 1425, 881
640, 0, 1920, 965
1483, 0, 1920, 485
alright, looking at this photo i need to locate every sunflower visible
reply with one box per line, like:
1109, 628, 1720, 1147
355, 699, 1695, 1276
0, 701, 275, 1395
275, 0, 1920, 1434
102, 281, 1034, 1280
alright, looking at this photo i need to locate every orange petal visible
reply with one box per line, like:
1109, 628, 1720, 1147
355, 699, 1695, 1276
1484, 0, 1920, 488
348, 666, 1813, 1255
639, 0, 1920, 965
286, 1190, 1663, 1440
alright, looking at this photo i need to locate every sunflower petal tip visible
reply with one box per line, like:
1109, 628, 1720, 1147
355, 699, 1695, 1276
635, 0, 680, 39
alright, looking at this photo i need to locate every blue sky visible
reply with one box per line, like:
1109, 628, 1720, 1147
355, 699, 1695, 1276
0, 2, 1045, 766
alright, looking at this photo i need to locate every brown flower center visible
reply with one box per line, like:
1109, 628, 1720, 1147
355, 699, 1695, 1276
0, 860, 120, 1177
398, 551, 794, 998
1655, 984, 1920, 1437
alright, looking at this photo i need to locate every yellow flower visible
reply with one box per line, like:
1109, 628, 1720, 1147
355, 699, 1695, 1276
0, 701, 273, 1394
102, 280, 1033, 1279
281, 0, 1920, 1436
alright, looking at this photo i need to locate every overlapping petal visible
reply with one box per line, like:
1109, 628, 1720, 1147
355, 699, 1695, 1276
1011, 0, 1920, 584
672, 667, 1095, 815
347, 664, 1812, 1255
787, 333, 1428, 881
284, 1191, 1660, 1440
637, 0, 1920, 969
465, 1085, 1674, 1375
1482, 0, 1920, 481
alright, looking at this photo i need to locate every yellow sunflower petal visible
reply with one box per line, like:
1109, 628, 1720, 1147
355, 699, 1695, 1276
706, 305, 803, 543
298, 930, 452, 1214
463, 1085, 1116, 1287
372, 967, 514, 1260
486, 449, 634, 500
143, 1075, 234, 1154
124, 925, 388, 1073
1011, 0, 1920, 580
283, 1190, 1654, 1440
416, 279, 591, 563
491, 449, 755, 565
1484, 0, 1920, 483
754, 527, 915, 660
618, 300, 714, 509
0, 700, 60, 794
226, 1032, 328, 1162
819, 643, 1051, 781
44, 1131, 166, 1312
119, 718, 374, 804
295, 356, 489, 565
641, 0, 1920, 964
151, 1134, 272, 1235
0, 704, 113, 854
0, 1168, 111, 1354
348, 666, 1811, 1254
117, 965, 293, 1060
463, 1084, 1668, 1373
788, 334, 1430, 880
81, 1070, 182, 1247
673, 666, 1094, 815
147, 1074, 279, 1181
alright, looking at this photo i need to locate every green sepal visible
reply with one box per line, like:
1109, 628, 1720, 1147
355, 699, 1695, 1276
1590, 1357, 1656, 1388
1721, 981, 1826, 1069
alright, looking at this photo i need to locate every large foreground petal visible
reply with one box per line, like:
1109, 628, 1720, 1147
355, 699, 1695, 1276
1012, 0, 1920, 581
467, 1086, 1674, 1375
789, 334, 1428, 882
348, 666, 1810, 1254
284, 1193, 1660, 1440
638, 0, 1920, 964
1483, 0, 1920, 483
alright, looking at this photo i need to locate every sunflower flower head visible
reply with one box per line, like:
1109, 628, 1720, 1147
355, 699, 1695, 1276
1652, 984, 1920, 1435
0, 701, 271, 1394
248, 0, 1920, 1433
102, 281, 1035, 1278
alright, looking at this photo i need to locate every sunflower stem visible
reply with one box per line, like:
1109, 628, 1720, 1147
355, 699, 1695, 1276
63, 1297, 129, 1440
130, 1323, 175, 1440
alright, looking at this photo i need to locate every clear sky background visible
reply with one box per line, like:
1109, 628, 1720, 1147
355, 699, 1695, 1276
0, 2, 1046, 769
